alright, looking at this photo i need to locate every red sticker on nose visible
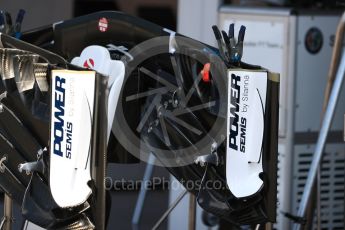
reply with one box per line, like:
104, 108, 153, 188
83, 58, 94, 69
98, 17, 108, 32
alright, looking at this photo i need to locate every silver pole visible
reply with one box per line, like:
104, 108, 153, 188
294, 50, 345, 230
131, 153, 155, 229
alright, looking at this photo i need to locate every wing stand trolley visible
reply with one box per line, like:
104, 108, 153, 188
0, 11, 281, 229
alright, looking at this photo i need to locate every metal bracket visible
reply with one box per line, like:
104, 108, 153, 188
0, 156, 7, 173
18, 160, 44, 175
0, 194, 13, 230
194, 142, 219, 166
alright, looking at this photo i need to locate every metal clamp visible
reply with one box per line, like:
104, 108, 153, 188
0, 155, 7, 173
18, 158, 44, 175
194, 142, 219, 166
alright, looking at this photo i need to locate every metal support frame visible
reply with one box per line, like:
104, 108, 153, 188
308, 12, 345, 230
188, 193, 196, 230
293, 40, 345, 230
0, 194, 13, 230
131, 153, 156, 229
131, 153, 197, 230
152, 190, 188, 230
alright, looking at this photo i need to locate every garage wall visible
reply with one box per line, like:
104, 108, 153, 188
0, 0, 73, 31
